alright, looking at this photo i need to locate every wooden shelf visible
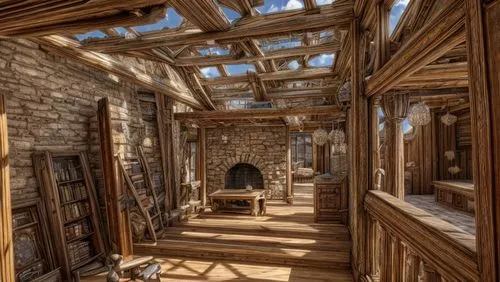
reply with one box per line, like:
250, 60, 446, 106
71, 252, 103, 271
57, 178, 84, 185
64, 214, 90, 225
60, 197, 89, 206
67, 232, 94, 243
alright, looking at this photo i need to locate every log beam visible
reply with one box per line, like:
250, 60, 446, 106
201, 68, 334, 85
38, 36, 205, 110
81, 2, 354, 53
175, 42, 340, 66
174, 105, 341, 120
365, 0, 466, 97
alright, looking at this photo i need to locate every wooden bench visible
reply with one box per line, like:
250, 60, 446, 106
432, 180, 475, 213
209, 189, 266, 216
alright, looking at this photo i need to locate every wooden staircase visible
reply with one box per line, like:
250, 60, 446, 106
134, 184, 353, 281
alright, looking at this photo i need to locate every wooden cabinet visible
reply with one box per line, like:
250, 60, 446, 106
33, 151, 104, 280
314, 175, 347, 224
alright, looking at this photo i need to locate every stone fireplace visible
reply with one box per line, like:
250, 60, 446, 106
225, 163, 264, 189
206, 126, 287, 200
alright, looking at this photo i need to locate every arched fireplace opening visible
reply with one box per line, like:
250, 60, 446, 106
225, 163, 264, 190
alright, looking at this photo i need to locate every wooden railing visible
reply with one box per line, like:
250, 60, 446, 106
363, 190, 480, 282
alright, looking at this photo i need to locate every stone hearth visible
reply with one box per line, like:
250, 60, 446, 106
206, 126, 287, 200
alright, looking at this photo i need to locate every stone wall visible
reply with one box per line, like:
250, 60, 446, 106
206, 126, 288, 200
0, 39, 166, 207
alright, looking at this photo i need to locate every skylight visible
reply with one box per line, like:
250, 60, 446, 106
288, 60, 301, 70
228, 99, 251, 110
256, 0, 304, 15
308, 53, 335, 67
200, 67, 221, 78
220, 5, 241, 23
259, 36, 302, 52
134, 8, 183, 33
389, 0, 411, 35
225, 64, 256, 76
113, 27, 128, 37
315, 0, 335, 5
197, 47, 230, 56
75, 30, 107, 41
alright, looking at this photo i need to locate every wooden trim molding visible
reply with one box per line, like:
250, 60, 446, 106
0, 94, 14, 281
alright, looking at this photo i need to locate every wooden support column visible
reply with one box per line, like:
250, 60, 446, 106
349, 18, 369, 280
423, 263, 441, 282
465, 0, 499, 281
286, 125, 293, 204
97, 98, 132, 256
370, 97, 381, 189
0, 94, 14, 282
381, 94, 409, 199
199, 127, 207, 207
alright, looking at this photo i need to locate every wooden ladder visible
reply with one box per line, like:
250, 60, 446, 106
116, 149, 163, 242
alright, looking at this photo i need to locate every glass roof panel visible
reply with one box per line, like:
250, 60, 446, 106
113, 27, 128, 37
256, 0, 304, 14
75, 30, 107, 41
225, 64, 256, 76
220, 5, 241, 23
134, 8, 183, 33
288, 60, 301, 70
390, 0, 411, 35
200, 67, 221, 78
259, 35, 302, 52
197, 46, 231, 56
308, 53, 335, 67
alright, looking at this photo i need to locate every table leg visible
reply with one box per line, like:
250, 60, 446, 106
251, 199, 258, 216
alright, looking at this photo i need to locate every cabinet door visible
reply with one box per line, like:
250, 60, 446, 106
316, 184, 341, 212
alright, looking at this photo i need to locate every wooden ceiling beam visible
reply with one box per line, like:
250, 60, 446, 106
201, 68, 334, 85
365, 0, 466, 97
81, 2, 354, 53
175, 42, 340, 66
169, 0, 230, 32
0, 0, 169, 37
38, 35, 204, 110
174, 105, 341, 120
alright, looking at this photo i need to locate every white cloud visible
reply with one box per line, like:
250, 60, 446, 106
267, 4, 279, 13
285, 0, 304, 10
316, 0, 334, 5
288, 60, 300, 70
201, 67, 220, 78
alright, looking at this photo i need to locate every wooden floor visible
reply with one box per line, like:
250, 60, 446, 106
82, 183, 353, 281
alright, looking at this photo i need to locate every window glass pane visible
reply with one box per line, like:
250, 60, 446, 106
297, 136, 305, 167
389, 0, 411, 35
305, 136, 312, 167
190, 142, 197, 182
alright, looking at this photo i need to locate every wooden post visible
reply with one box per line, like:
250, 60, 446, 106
97, 98, 132, 257
465, 0, 499, 281
423, 263, 441, 282
0, 94, 14, 282
370, 97, 381, 190
286, 125, 293, 204
349, 18, 369, 280
199, 127, 207, 207
406, 252, 421, 282
381, 94, 409, 199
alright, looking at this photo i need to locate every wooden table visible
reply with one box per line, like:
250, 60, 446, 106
433, 180, 475, 213
209, 189, 266, 216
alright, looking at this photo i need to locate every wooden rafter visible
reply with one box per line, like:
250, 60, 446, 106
81, 2, 354, 53
38, 36, 204, 110
0, 0, 169, 37
169, 0, 230, 32
174, 105, 341, 120
175, 42, 340, 66
201, 68, 335, 85
365, 0, 466, 97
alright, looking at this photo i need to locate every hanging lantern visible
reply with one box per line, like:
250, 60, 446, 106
441, 112, 457, 126
408, 102, 431, 126
313, 127, 329, 146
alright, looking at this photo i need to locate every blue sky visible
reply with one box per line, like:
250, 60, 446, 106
221, 6, 241, 22
197, 47, 230, 56
226, 64, 256, 75
134, 8, 183, 33
201, 67, 221, 78
389, 0, 410, 34
75, 30, 107, 41
256, 0, 304, 14
308, 53, 335, 67
377, 108, 413, 134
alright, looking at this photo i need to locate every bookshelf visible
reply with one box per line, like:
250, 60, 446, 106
33, 151, 104, 280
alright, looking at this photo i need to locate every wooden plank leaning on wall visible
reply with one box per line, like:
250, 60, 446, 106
465, 0, 499, 281
0, 94, 14, 281
97, 98, 133, 257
